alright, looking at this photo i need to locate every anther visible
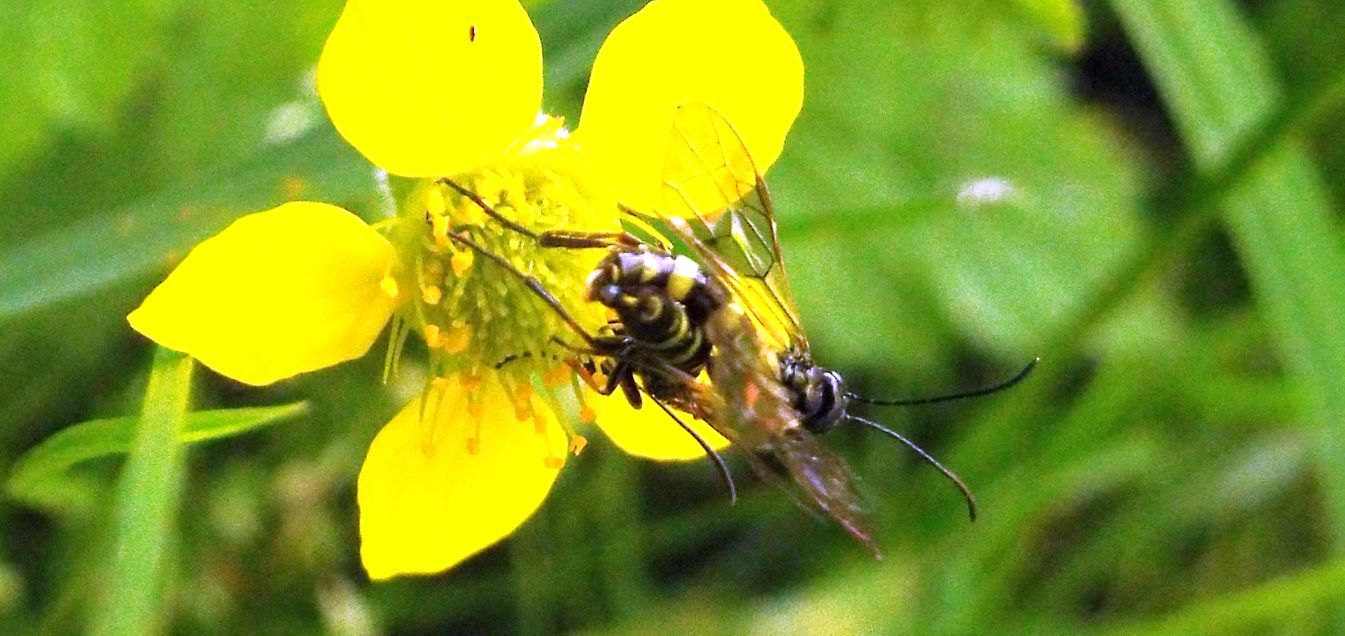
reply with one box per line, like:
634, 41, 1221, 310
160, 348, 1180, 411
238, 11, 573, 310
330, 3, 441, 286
379, 275, 400, 299
450, 249, 474, 276
425, 186, 447, 217
422, 324, 445, 348
568, 434, 588, 456
421, 285, 443, 305
542, 364, 570, 388
441, 324, 472, 354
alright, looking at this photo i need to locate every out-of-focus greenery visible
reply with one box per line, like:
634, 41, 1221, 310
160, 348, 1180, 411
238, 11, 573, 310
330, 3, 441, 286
3, 0, 1345, 633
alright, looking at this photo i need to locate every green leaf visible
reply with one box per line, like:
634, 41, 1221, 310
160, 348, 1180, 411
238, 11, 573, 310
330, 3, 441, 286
7, 401, 310, 506
92, 347, 192, 636
769, 0, 1142, 359
1101, 557, 1345, 635
1004, 0, 1086, 52
7, 400, 308, 505
1113, 0, 1345, 545
0, 128, 375, 324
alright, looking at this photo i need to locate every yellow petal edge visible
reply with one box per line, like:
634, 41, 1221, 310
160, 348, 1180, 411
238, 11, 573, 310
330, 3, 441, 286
128, 202, 398, 386
592, 389, 730, 461
317, 0, 544, 177
358, 375, 568, 579
576, 0, 804, 211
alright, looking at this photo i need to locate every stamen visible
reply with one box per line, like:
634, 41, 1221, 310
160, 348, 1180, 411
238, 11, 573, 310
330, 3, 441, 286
542, 364, 570, 388
425, 186, 447, 217
459, 374, 482, 392
422, 324, 445, 348
450, 249, 474, 276
379, 275, 400, 299
429, 214, 451, 248
568, 434, 588, 456
441, 324, 472, 354
421, 284, 443, 305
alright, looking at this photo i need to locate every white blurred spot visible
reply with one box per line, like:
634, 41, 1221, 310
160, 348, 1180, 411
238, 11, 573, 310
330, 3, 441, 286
264, 101, 319, 145
956, 177, 1017, 208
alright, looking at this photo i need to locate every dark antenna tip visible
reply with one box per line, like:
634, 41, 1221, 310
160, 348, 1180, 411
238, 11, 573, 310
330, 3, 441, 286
847, 413, 978, 522
849, 356, 1040, 408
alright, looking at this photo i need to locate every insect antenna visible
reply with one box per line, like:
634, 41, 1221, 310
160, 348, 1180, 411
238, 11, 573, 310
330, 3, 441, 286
845, 413, 978, 521
848, 357, 1039, 407
650, 398, 737, 504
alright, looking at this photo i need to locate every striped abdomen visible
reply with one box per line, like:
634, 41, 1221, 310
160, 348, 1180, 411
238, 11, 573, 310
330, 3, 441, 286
585, 247, 723, 375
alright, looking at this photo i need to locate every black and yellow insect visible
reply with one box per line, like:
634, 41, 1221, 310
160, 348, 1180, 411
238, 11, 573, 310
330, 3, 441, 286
632, 103, 1036, 552
442, 104, 1033, 553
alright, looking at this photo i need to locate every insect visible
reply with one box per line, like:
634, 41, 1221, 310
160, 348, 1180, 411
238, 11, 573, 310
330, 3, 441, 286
439, 181, 741, 499
627, 103, 1036, 552
440, 104, 1033, 552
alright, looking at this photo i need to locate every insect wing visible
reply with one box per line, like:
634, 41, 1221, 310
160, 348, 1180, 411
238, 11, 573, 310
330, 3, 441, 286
703, 305, 877, 553
657, 103, 808, 354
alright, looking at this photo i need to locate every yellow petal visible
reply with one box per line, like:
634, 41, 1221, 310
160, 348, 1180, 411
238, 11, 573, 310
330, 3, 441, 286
358, 375, 568, 579
591, 389, 730, 461
574, 0, 803, 210
127, 202, 398, 386
317, 0, 543, 177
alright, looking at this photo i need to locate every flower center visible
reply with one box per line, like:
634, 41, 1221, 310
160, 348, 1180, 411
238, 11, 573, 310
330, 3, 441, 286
389, 119, 615, 388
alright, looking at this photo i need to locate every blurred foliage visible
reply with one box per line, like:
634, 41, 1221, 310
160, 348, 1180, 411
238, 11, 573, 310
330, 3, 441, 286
3, 0, 1345, 634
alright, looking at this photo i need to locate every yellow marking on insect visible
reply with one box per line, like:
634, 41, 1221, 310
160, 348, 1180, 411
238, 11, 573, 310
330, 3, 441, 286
666, 255, 700, 300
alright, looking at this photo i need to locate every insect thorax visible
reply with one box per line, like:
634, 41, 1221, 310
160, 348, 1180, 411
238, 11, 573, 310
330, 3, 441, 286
779, 350, 850, 435
585, 248, 723, 374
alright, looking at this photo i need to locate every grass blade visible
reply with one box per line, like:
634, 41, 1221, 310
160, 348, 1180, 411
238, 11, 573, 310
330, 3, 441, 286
6, 402, 309, 506
91, 348, 193, 636
1113, 0, 1345, 542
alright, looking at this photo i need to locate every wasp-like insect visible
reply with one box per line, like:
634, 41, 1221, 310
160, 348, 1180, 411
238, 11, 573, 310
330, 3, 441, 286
441, 104, 1033, 553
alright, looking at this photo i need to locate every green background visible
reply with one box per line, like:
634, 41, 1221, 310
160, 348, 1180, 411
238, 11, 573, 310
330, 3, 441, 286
4, 0, 1345, 633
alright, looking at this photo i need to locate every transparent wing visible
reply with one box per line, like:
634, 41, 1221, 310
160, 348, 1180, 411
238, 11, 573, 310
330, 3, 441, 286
701, 307, 876, 553
652, 102, 808, 354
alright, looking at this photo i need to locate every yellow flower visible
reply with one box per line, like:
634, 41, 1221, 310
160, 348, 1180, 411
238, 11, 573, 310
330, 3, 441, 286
127, 0, 802, 579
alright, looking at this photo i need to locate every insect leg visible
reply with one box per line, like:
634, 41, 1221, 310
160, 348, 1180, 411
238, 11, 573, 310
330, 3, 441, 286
445, 231, 598, 347
437, 178, 542, 240
649, 397, 737, 504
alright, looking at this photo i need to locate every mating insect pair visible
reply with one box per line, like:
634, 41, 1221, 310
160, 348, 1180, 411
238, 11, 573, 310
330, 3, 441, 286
441, 104, 1033, 554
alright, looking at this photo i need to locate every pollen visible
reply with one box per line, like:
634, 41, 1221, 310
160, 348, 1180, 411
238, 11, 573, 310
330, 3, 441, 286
542, 364, 570, 388
543, 456, 564, 470
466, 436, 481, 455
579, 405, 596, 424
388, 124, 614, 396
568, 434, 588, 456
422, 324, 444, 348
425, 185, 447, 217
459, 374, 482, 392
380, 275, 400, 299
421, 285, 443, 305
440, 324, 471, 354
450, 249, 474, 276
